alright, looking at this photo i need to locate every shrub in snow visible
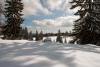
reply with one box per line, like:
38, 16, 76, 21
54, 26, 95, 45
96, 41, 100, 46
43, 37, 52, 42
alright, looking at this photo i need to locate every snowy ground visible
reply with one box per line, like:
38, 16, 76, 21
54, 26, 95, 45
0, 40, 100, 67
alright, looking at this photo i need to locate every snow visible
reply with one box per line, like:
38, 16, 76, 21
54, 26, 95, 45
0, 39, 100, 67
43, 36, 73, 43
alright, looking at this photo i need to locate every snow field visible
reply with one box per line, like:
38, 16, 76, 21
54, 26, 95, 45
0, 40, 100, 67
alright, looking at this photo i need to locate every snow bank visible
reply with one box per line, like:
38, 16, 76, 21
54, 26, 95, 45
0, 40, 100, 67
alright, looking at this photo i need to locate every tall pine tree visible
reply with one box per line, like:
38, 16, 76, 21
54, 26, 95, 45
56, 30, 63, 43
35, 30, 39, 41
70, 0, 100, 44
39, 30, 43, 40
28, 31, 33, 40
23, 27, 28, 39
3, 0, 23, 39
0, 3, 3, 35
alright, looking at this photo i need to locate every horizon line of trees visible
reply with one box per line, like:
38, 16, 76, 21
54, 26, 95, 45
35, 29, 67, 43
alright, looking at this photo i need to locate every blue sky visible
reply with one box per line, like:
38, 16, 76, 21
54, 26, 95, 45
1, 0, 79, 33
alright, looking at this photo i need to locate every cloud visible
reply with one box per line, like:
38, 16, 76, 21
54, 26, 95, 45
0, 0, 5, 10
61, 0, 79, 15
33, 16, 79, 27
1, 0, 77, 17
22, 0, 52, 16
46, 0, 63, 10
22, 0, 78, 16
32, 15, 79, 32
32, 16, 79, 32
0, 0, 4, 5
0, 0, 5, 24
1, 0, 78, 16
40, 0, 78, 15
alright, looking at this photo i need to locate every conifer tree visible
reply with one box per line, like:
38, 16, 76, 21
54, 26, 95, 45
64, 37, 67, 43
56, 30, 63, 43
23, 27, 28, 39
39, 30, 43, 40
35, 30, 39, 41
3, 0, 24, 39
0, 3, 4, 36
28, 31, 33, 40
70, 0, 100, 44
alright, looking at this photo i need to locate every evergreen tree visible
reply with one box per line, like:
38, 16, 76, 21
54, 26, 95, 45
28, 31, 33, 40
70, 0, 100, 44
39, 30, 43, 40
3, 0, 24, 39
64, 37, 67, 43
35, 30, 39, 41
18, 28, 23, 39
56, 30, 63, 43
65, 31, 69, 36
23, 27, 28, 39
0, 3, 4, 36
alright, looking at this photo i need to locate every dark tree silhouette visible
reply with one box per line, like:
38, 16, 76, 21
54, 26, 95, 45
64, 37, 67, 43
0, 3, 4, 36
28, 31, 33, 40
56, 30, 63, 43
70, 0, 100, 45
39, 30, 43, 40
23, 27, 28, 39
3, 0, 24, 39
35, 30, 39, 41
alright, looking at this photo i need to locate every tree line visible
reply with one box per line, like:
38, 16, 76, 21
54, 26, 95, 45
35, 30, 67, 43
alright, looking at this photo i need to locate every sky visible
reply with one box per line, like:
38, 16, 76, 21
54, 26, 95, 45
1, 0, 79, 33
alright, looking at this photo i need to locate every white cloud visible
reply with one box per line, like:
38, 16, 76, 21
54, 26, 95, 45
22, 0, 78, 16
0, 0, 5, 10
0, 0, 4, 5
1, 0, 78, 17
33, 16, 79, 32
33, 16, 79, 27
22, 0, 52, 16
40, 0, 78, 15
46, 0, 63, 10
61, 0, 79, 15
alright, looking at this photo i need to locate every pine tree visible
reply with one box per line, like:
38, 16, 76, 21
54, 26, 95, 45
56, 30, 63, 43
39, 30, 43, 40
35, 30, 39, 41
23, 27, 28, 39
18, 28, 23, 39
0, 3, 4, 36
70, 0, 100, 44
28, 31, 33, 40
3, 0, 24, 39
64, 37, 67, 43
